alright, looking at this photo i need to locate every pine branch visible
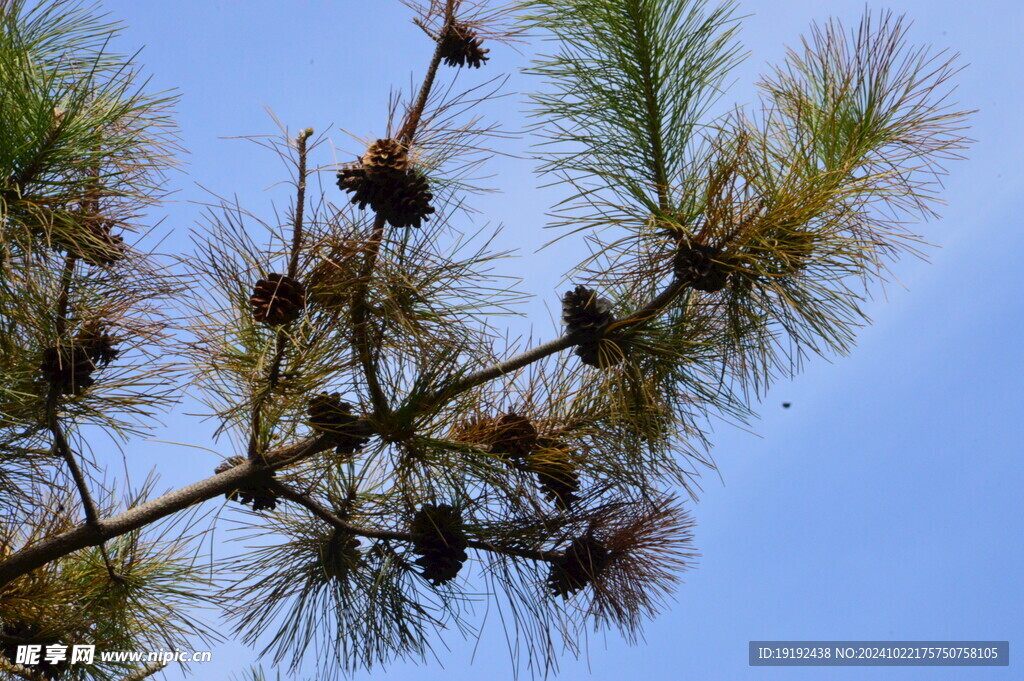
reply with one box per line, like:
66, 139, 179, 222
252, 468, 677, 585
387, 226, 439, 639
0, 434, 333, 587
48, 414, 121, 582
350, 215, 391, 418
397, 0, 458, 146
270, 480, 561, 563
415, 270, 695, 413
351, 0, 457, 421
47, 249, 122, 581
247, 128, 314, 462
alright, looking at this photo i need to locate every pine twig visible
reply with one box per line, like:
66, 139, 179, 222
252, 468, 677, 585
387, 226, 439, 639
247, 128, 314, 462
352, 0, 457, 420
48, 252, 121, 582
268, 480, 561, 564
415, 271, 696, 413
49, 414, 122, 582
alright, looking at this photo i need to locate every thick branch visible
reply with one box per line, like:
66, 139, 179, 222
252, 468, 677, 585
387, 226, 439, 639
0, 435, 333, 587
48, 251, 119, 579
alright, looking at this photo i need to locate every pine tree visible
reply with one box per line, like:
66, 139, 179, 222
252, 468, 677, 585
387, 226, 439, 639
0, 0, 972, 679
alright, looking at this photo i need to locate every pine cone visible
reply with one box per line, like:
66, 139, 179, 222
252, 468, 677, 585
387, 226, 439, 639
490, 412, 538, 463
574, 337, 630, 369
307, 393, 372, 455
336, 162, 435, 229
250, 273, 305, 327
39, 345, 95, 395
562, 285, 630, 368
361, 138, 409, 180
336, 163, 377, 210
213, 455, 278, 512
674, 242, 730, 292
562, 285, 615, 337
527, 439, 579, 510
76, 326, 119, 367
320, 528, 361, 581
547, 536, 611, 598
38, 326, 120, 396
410, 503, 469, 586
441, 23, 490, 68
379, 169, 435, 229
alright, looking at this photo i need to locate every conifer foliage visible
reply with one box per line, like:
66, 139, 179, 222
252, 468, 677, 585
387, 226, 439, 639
0, 0, 971, 679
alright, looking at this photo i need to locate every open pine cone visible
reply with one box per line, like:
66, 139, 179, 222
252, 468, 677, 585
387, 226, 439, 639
562, 285, 615, 337
380, 169, 435, 229
441, 22, 490, 69
250, 273, 306, 327
361, 138, 409, 179
336, 141, 435, 229
561, 285, 630, 368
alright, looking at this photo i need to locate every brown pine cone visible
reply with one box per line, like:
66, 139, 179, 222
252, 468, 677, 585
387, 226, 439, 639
441, 23, 490, 68
362, 138, 409, 180
336, 163, 434, 229
490, 412, 538, 463
379, 169, 435, 229
39, 345, 95, 395
250, 273, 305, 326
547, 536, 611, 597
410, 503, 469, 586
562, 285, 616, 337
213, 455, 278, 511
674, 242, 731, 292
307, 393, 373, 455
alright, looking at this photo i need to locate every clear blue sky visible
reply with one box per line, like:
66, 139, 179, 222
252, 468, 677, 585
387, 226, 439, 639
89, 0, 1023, 679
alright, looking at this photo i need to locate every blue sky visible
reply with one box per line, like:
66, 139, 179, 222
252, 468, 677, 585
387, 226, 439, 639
86, 0, 1024, 679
